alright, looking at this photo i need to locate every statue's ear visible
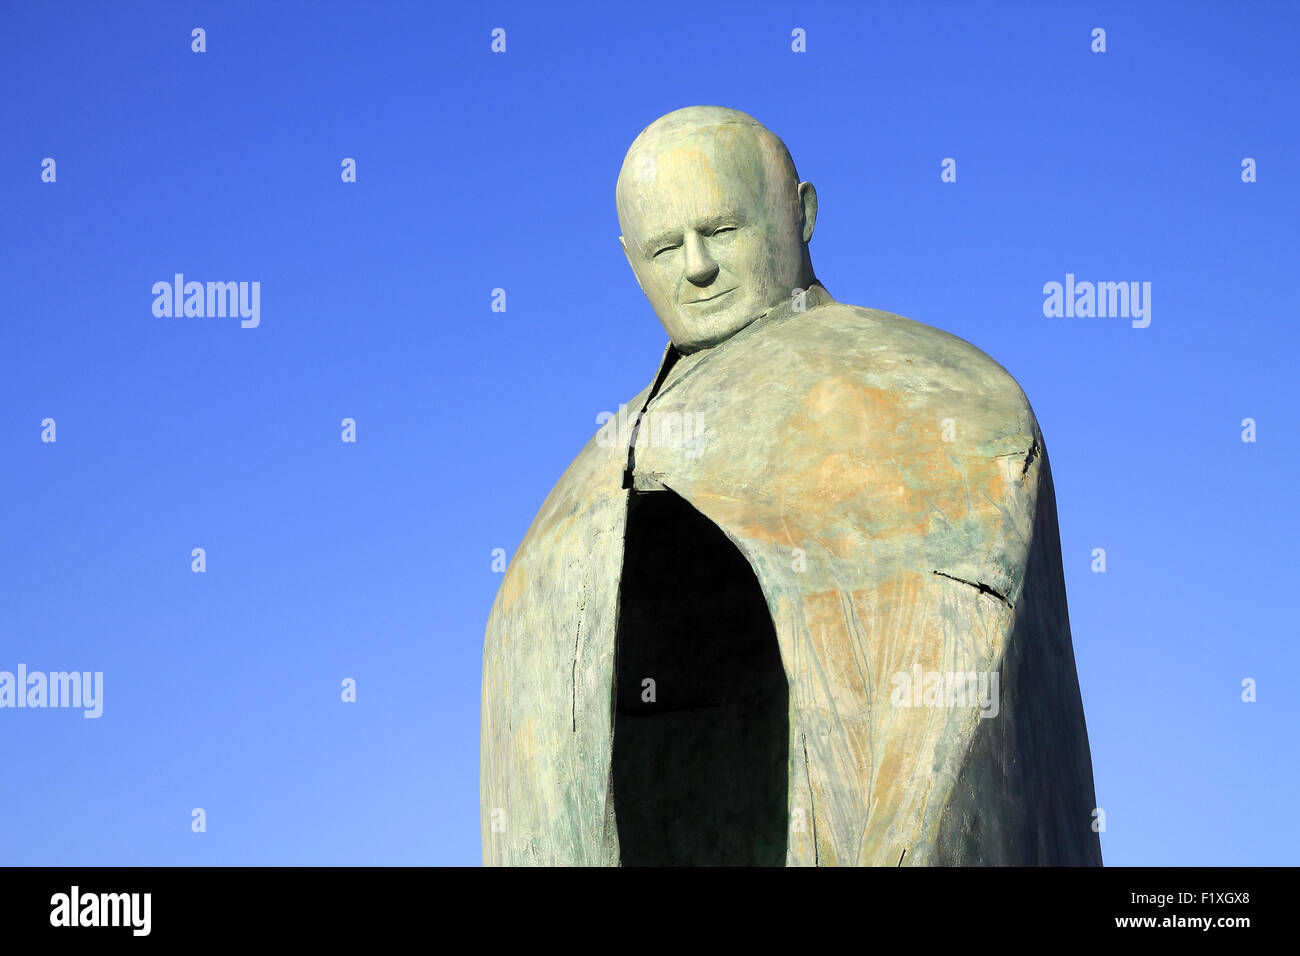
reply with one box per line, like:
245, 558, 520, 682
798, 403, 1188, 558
798, 182, 818, 244
619, 236, 650, 297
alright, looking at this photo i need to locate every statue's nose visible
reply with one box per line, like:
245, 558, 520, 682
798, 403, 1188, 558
683, 230, 720, 287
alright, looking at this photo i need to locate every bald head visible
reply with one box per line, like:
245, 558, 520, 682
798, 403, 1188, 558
616, 107, 818, 354
617, 106, 800, 211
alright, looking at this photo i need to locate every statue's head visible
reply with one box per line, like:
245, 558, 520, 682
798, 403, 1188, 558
616, 106, 818, 354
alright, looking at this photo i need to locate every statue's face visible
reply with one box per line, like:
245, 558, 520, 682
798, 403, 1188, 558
618, 128, 808, 354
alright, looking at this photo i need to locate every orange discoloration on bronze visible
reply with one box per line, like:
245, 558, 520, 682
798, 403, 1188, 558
500, 562, 525, 614
827, 536, 856, 559
734, 516, 817, 550
814, 452, 872, 503
801, 590, 873, 711
682, 359, 1015, 551
655, 147, 726, 220
516, 715, 536, 765
764, 377, 994, 542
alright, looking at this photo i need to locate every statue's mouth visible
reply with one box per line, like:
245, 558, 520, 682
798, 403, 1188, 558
685, 287, 736, 305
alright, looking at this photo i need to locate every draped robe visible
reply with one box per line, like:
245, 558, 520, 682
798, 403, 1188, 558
481, 284, 1102, 866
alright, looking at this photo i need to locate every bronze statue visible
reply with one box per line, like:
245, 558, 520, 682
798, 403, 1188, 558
482, 106, 1102, 867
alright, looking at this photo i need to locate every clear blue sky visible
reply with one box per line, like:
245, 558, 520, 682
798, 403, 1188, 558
2, 1, 1296, 866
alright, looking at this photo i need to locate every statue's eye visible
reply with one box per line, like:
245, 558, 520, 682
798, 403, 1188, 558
652, 244, 679, 258
710, 226, 736, 237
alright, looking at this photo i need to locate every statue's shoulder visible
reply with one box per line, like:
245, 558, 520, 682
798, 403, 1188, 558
760, 301, 1033, 417
510, 382, 653, 551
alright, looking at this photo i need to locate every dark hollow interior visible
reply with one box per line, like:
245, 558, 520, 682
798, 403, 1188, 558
612, 489, 789, 865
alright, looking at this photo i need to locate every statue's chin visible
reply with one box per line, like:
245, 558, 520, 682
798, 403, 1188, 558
664, 311, 760, 355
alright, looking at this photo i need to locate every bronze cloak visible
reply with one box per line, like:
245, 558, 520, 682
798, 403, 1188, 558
482, 285, 1102, 866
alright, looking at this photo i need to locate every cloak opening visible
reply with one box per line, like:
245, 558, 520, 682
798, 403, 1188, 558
612, 488, 789, 865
